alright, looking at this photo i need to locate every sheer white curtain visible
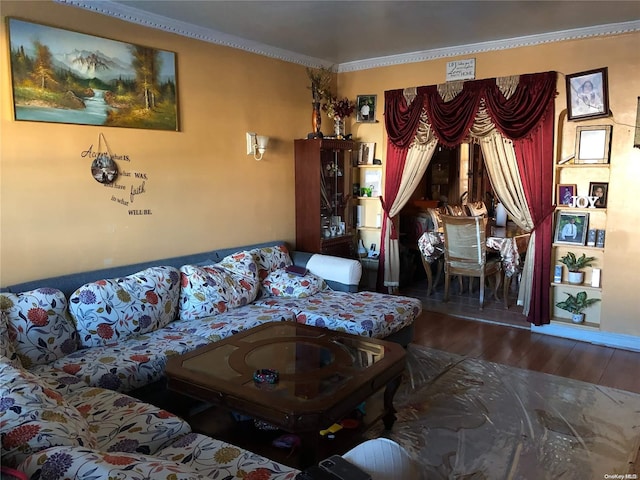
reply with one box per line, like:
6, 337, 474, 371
480, 131, 535, 313
383, 138, 438, 288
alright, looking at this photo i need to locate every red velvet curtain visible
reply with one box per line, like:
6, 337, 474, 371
512, 100, 556, 325
383, 72, 557, 325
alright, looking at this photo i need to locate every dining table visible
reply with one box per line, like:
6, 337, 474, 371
418, 224, 531, 308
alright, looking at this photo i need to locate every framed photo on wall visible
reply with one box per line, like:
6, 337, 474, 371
554, 211, 590, 246
7, 18, 178, 131
556, 184, 577, 207
589, 182, 608, 208
566, 67, 610, 121
575, 125, 612, 164
356, 95, 377, 123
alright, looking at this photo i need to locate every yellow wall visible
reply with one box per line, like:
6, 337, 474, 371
1, 2, 638, 336
338, 33, 640, 336
1, 1, 314, 284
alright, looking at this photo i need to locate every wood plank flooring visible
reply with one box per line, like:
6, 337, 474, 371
410, 309, 640, 394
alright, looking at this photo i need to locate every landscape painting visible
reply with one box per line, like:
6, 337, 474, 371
7, 18, 178, 131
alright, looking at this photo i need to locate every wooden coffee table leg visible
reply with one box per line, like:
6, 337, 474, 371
382, 374, 402, 430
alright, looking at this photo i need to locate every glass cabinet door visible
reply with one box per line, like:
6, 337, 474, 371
320, 149, 351, 241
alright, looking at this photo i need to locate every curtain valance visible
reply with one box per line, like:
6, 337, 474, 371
385, 71, 557, 147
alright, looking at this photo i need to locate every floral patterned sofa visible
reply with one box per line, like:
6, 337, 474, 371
0, 354, 298, 479
1, 242, 421, 396
0, 241, 421, 478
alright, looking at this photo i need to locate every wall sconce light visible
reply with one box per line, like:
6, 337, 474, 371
246, 132, 269, 161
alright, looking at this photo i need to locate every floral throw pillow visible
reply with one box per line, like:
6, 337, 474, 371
0, 288, 78, 368
69, 266, 181, 348
179, 251, 259, 320
248, 245, 293, 281
261, 269, 328, 298
0, 310, 21, 368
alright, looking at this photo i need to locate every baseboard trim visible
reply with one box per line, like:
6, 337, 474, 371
531, 323, 640, 352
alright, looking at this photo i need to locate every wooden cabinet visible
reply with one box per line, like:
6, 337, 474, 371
294, 139, 356, 258
551, 163, 610, 328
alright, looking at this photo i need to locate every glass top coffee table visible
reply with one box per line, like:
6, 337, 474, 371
165, 322, 406, 436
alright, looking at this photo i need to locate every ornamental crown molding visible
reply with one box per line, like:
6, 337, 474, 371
54, 0, 639, 72
53, 0, 333, 68
338, 21, 640, 73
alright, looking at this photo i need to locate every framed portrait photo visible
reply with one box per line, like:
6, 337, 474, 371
575, 125, 612, 164
556, 184, 577, 207
589, 182, 608, 208
357, 142, 375, 165
566, 67, 610, 121
356, 95, 377, 123
554, 211, 590, 246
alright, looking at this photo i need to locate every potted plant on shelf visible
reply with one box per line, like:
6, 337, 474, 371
555, 291, 601, 324
558, 252, 596, 284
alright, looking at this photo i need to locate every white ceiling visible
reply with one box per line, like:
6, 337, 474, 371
60, 0, 640, 71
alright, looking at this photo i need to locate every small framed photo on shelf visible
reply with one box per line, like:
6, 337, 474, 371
556, 184, 577, 207
554, 211, 590, 245
357, 142, 375, 165
566, 67, 610, 121
356, 95, 377, 123
575, 125, 612, 164
589, 182, 608, 208
364, 168, 382, 196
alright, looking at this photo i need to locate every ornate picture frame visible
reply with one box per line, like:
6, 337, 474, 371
356, 95, 377, 123
554, 211, 590, 246
566, 67, 610, 121
575, 125, 612, 164
7, 18, 178, 131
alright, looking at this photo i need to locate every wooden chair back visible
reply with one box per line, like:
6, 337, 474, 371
466, 201, 489, 217
426, 208, 443, 232
446, 204, 467, 216
440, 215, 501, 309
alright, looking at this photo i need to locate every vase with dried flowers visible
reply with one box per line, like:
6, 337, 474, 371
306, 67, 332, 138
323, 96, 356, 139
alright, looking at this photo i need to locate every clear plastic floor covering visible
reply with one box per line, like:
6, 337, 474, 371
365, 344, 640, 479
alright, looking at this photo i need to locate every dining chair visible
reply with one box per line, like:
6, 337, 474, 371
446, 204, 467, 216
426, 207, 443, 232
441, 215, 502, 310
418, 231, 443, 296
466, 201, 488, 217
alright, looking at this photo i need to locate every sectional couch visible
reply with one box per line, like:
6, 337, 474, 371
1, 241, 422, 478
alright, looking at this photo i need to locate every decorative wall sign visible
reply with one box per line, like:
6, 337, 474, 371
80, 139, 152, 215
446, 58, 476, 82
91, 133, 118, 184
8, 18, 178, 131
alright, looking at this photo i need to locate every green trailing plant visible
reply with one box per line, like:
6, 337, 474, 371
555, 291, 601, 314
559, 252, 596, 272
